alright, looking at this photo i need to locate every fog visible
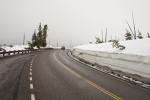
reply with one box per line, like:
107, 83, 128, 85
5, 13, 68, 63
0, 0, 150, 47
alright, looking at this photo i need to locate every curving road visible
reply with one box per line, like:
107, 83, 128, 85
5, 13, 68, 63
0, 50, 150, 100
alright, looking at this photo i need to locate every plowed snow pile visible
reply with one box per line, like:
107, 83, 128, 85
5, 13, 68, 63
75, 38, 150, 56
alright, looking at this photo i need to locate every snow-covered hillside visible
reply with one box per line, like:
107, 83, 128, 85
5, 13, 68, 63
74, 38, 150, 56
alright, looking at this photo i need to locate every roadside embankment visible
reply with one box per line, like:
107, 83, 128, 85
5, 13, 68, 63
71, 48, 150, 84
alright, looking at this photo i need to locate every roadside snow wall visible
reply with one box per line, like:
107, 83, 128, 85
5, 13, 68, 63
71, 49, 150, 78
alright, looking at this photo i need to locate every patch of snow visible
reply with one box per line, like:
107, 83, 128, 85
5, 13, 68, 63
46, 45, 53, 48
53, 47, 61, 49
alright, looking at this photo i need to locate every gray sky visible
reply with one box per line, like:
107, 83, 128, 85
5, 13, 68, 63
0, 0, 150, 47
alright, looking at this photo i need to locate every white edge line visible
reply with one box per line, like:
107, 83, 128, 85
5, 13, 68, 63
30, 65, 32, 68
31, 93, 35, 100
30, 72, 32, 75
30, 77, 32, 81
30, 83, 34, 89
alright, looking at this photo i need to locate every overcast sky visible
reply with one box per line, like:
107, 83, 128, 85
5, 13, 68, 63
0, 0, 150, 47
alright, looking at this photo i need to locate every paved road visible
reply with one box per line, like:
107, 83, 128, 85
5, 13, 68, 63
0, 50, 150, 100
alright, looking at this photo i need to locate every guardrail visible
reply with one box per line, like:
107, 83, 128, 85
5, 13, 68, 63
0, 49, 38, 57
0, 47, 54, 57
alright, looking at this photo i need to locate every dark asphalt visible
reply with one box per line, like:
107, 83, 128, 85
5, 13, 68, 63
0, 50, 150, 100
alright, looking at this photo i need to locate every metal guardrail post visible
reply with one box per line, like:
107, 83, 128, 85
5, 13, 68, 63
22, 50, 23, 54
3, 52, 5, 57
13, 51, 15, 55
8, 52, 10, 56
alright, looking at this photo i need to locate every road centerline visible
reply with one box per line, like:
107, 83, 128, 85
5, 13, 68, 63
30, 83, 34, 89
30, 77, 33, 81
30, 72, 32, 75
31, 93, 36, 100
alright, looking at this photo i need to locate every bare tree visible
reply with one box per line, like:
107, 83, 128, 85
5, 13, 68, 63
23, 33, 25, 45
101, 30, 104, 42
132, 13, 137, 39
105, 28, 107, 42
126, 20, 135, 39
126, 13, 137, 39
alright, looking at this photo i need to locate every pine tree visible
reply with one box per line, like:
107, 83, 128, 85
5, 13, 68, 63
95, 36, 102, 44
28, 42, 33, 49
28, 23, 48, 49
112, 40, 125, 50
37, 23, 43, 48
32, 30, 37, 47
137, 30, 143, 39
42, 24, 48, 47
112, 40, 119, 48
125, 30, 132, 40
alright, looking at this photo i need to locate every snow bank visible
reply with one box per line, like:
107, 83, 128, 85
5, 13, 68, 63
2, 45, 29, 51
1, 44, 54, 52
75, 38, 150, 56
72, 38, 150, 78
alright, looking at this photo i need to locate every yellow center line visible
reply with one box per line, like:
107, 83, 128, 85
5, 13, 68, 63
53, 52, 123, 100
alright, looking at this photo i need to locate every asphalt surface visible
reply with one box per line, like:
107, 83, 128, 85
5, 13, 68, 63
0, 50, 150, 100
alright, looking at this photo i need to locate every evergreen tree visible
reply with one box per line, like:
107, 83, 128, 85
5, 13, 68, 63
32, 30, 37, 47
137, 30, 143, 39
95, 36, 102, 44
28, 41, 33, 49
42, 24, 48, 47
125, 31, 132, 40
112, 40, 119, 48
37, 23, 43, 48
28, 23, 48, 49
112, 40, 125, 50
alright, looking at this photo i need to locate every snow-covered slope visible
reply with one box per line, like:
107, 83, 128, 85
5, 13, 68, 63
2, 45, 29, 51
72, 38, 150, 78
1, 44, 53, 52
74, 38, 150, 56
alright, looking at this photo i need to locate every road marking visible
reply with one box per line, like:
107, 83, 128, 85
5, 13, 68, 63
31, 94, 35, 100
30, 65, 32, 68
30, 72, 32, 76
53, 52, 122, 100
30, 56, 36, 100
30, 83, 34, 89
30, 77, 33, 81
